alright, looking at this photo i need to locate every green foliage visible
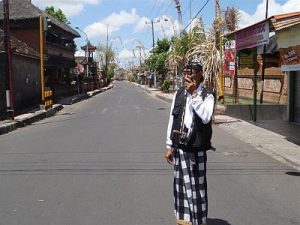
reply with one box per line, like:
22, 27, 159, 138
160, 78, 171, 93
45, 6, 69, 24
172, 31, 190, 69
107, 64, 116, 83
126, 73, 136, 82
191, 18, 206, 42
96, 43, 116, 82
152, 38, 171, 54
144, 38, 171, 82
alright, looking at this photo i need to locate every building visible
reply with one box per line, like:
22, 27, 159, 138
273, 12, 300, 123
224, 11, 300, 123
0, 29, 41, 118
0, 0, 80, 101
80, 41, 99, 91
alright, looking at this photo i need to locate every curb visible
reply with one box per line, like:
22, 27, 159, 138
0, 84, 115, 136
155, 94, 173, 103
0, 104, 63, 136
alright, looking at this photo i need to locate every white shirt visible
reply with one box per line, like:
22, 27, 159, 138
166, 84, 214, 149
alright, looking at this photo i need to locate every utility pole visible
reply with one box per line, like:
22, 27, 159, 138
260, 0, 269, 104
215, 0, 224, 103
39, 15, 45, 105
3, 0, 14, 119
174, 0, 183, 34
145, 19, 160, 88
145, 19, 160, 49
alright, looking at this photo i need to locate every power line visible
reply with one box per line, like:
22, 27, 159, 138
148, 0, 159, 18
183, 0, 210, 31
182, 0, 194, 17
152, 0, 172, 19
159, 0, 174, 16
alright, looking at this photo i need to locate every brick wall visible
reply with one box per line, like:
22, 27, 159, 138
224, 69, 288, 104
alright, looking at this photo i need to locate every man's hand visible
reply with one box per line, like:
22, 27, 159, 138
184, 75, 196, 94
165, 148, 173, 165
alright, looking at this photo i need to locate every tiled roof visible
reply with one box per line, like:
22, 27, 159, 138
0, 29, 40, 59
0, 0, 80, 37
271, 11, 300, 31
81, 41, 97, 51
225, 11, 300, 35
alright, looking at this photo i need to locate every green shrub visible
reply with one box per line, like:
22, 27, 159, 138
161, 78, 171, 93
126, 73, 136, 82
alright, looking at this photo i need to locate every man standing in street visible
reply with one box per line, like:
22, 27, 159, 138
164, 60, 215, 225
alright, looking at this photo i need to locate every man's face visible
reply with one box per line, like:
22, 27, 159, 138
183, 68, 192, 79
191, 69, 203, 84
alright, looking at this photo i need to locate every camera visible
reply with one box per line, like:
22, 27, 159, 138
172, 126, 191, 147
179, 126, 190, 146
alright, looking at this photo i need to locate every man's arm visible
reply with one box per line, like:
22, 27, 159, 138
165, 92, 177, 164
191, 93, 214, 124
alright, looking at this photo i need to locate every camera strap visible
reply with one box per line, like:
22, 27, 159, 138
179, 91, 188, 135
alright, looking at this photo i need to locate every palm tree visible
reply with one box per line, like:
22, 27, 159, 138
96, 43, 116, 85
187, 18, 221, 94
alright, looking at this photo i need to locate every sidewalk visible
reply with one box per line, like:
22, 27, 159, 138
131, 81, 300, 171
0, 84, 114, 136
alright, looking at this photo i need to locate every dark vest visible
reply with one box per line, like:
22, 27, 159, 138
170, 86, 213, 152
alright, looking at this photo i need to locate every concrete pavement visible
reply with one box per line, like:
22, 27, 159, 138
1, 80, 299, 171
131, 81, 300, 171
0, 84, 114, 136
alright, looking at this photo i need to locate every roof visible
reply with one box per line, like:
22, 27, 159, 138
81, 41, 97, 51
0, 29, 40, 59
271, 11, 300, 31
0, 0, 80, 37
225, 11, 300, 36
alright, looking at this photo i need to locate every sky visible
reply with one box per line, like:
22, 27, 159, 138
31, 0, 300, 68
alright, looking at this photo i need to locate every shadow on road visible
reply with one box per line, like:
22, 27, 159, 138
208, 218, 231, 225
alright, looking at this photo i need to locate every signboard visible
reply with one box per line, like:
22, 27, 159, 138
280, 45, 300, 71
236, 21, 269, 51
224, 41, 236, 76
239, 52, 255, 69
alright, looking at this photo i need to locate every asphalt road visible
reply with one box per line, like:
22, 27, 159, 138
0, 81, 299, 225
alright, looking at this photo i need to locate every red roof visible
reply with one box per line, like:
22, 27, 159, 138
225, 11, 300, 36
271, 11, 300, 31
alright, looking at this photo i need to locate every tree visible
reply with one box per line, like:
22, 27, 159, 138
224, 6, 240, 33
96, 43, 116, 84
172, 31, 190, 69
187, 18, 221, 92
45, 6, 69, 24
144, 38, 171, 84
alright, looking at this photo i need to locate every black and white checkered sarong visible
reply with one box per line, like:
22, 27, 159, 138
173, 149, 207, 225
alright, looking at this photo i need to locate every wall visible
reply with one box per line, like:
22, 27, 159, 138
12, 55, 41, 113
224, 104, 288, 120
224, 71, 288, 104
11, 28, 40, 52
277, 24, 300, 48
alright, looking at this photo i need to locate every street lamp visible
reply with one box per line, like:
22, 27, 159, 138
161, 15, 177, 37
145, 19, 160, 49
145, 19, 162, 88
75, 26, 89, 77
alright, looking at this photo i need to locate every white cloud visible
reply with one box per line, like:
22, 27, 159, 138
84, 8, 141, 39
134, 17, 149, 33
238, 0, 300, 28
75, 49, 85, 57
103, 8, 140, 28
84, 22, 119, 39
32, 0, 100, 17
118, 48, 134, 60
